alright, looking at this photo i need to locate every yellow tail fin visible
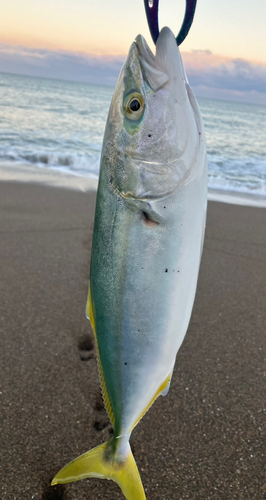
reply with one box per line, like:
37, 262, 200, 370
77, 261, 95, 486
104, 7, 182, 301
51, 441, 146, 500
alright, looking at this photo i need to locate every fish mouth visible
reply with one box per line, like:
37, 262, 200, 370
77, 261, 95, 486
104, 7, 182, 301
132, 27, 188, 103
133, 34, 169, 91
123, 27, 188, 105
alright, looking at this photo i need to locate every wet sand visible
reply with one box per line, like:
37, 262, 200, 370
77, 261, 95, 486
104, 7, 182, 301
1, 182, 266, 500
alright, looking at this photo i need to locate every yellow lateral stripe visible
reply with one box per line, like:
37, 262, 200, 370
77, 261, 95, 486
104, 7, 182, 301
87, 283, 115, 426
131, 371, 173, 431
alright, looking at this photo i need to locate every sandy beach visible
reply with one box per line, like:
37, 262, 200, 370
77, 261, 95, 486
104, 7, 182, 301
1, 181, 266, 500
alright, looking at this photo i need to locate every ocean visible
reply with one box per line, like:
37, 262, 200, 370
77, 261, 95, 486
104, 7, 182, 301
1, 72, 265, 205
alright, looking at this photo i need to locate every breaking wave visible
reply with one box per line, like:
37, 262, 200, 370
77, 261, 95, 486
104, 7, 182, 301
0, 147, 101, 178
208, 154, 266, 198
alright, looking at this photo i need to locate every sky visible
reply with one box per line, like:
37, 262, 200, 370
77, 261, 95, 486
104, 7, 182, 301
0, 0, 266, 104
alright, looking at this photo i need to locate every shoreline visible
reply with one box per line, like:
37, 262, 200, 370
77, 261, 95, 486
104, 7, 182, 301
0, 161, 98, 192
207, 187, 266, 208
0, 161, 265, 208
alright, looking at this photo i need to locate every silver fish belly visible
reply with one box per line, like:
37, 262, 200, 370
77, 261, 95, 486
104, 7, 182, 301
52, 26, 207, 500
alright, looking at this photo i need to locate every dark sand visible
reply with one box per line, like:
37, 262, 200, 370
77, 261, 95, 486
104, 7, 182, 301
1, 182, 266, 500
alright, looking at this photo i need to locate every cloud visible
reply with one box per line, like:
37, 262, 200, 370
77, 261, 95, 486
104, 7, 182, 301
0, 44, 266, 104
0, 44, 125, 85
182, 51, 266, 104
191, 49, 212, 55
184, 54, 266, 94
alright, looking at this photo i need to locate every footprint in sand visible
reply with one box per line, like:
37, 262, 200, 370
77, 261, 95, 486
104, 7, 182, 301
78, 336, 94, 361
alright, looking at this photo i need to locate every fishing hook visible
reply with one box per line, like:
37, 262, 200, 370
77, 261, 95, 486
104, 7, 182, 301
144, 0, 197, 46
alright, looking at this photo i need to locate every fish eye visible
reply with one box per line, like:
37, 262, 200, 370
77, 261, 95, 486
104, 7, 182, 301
130, 99, 140, 111
124, 93, 145, 120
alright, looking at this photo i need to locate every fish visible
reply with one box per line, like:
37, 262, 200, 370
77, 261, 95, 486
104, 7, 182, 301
52, 26, 207, 500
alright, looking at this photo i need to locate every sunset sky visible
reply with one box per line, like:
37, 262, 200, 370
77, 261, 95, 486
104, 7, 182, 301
1, 0, 266, 103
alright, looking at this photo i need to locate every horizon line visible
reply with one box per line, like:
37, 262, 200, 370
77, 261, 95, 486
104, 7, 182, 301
1, 69, 265, 108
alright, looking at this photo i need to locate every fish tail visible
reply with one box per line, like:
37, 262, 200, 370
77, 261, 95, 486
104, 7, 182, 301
51, 440, 146, 500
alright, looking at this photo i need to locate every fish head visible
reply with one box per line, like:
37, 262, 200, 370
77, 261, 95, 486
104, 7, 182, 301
102, 27, 201, 201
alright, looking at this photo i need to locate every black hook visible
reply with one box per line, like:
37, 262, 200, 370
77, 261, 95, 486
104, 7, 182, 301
144, 0, 197, 46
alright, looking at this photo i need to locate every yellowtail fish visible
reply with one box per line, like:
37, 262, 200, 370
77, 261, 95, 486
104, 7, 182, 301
52, 26, 207, 499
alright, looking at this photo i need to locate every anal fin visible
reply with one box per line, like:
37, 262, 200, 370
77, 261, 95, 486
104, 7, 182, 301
160, 368, 173, 396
